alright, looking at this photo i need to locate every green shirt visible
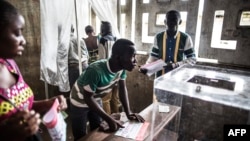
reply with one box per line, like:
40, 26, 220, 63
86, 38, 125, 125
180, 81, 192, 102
70, 59, 126, 107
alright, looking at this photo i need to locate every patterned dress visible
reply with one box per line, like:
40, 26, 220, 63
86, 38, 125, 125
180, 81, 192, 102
0, 58, 34, 122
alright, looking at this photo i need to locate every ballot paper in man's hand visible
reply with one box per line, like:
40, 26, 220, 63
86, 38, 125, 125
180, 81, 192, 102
140, 59, 167, 76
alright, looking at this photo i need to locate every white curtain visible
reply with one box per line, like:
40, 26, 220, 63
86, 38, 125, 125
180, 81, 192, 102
88, 0, 120, 38
73, 0, 90, 38
40, 0, 74, 92
40, 0, 119, 92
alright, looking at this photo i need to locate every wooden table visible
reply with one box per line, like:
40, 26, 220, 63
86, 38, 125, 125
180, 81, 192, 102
79, 102, 180, 141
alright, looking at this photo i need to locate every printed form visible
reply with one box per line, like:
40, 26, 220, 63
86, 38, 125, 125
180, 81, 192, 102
115, 121, 150, 140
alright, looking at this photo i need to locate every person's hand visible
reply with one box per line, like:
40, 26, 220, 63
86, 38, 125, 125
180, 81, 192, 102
99, 113, 124, 132
138, 66, 148, 75
50, 95, 67, 111
163, 62, 174, 70
0, 110, 41, 141
184, 58, 197, 65
49, 95, 68, 111
127, 113, 145, 123
99, 119, 125, 132
163, 62, 179, 70
106, 118, 124, 132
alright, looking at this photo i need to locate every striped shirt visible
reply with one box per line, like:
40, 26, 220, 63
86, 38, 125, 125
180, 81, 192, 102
147, 31, 195, 77
70, 59, 126, 107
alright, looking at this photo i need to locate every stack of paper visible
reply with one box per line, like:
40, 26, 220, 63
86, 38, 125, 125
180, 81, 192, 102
140, 59, 167, 76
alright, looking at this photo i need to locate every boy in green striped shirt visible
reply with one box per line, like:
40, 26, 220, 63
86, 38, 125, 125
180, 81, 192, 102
70, 39, 145, 141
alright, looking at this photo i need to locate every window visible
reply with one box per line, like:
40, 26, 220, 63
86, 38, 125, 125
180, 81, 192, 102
121, 0, 126, 5
95, 15, 101, 35
237, 10, 250, 27
121, 13, 126, 38
155, 12, 187, 32
211, 10, 237, 50
155, 13, 165, 26
142, 13, 154, 43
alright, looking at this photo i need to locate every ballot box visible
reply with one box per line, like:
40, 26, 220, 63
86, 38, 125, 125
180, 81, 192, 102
154, 63, 250, 141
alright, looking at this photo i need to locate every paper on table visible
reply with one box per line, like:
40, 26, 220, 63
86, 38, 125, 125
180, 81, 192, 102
159, 105, 170, 113
120, 112, 128, 122
140, 59, 167, 76
115, 121, 150, 140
